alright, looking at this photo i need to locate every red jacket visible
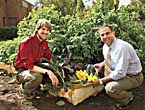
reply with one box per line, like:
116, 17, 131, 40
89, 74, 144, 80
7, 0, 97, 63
14, 35, 52, 70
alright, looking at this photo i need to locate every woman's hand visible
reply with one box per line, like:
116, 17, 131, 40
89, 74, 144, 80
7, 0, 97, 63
47, 70, 59, 86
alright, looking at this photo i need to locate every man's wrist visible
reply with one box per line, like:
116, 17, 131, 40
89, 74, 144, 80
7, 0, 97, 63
99, 79, 103, 85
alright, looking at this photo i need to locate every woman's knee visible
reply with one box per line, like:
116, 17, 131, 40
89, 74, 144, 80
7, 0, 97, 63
17, 70, 34, 83
32, 72, 43, 83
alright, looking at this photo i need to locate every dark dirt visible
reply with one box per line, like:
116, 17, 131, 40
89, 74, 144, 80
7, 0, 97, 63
0, 74, 145, 110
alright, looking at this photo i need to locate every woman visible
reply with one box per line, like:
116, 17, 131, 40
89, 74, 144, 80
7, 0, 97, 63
14, 19, 59, 99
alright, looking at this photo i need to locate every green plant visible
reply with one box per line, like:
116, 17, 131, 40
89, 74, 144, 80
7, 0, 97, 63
0, 38, 21, 65
0, 26, 18, 40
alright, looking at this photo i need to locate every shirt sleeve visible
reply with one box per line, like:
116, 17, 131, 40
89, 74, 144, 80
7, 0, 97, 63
109, 45, 130, 80
19, 41, 34, 69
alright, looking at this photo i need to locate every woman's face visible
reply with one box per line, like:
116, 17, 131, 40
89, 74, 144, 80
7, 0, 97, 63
37, 26, 50, 40
99, 27, 115, 46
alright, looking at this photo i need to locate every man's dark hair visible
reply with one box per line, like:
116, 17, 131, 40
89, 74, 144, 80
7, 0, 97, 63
99, 25, 113, 32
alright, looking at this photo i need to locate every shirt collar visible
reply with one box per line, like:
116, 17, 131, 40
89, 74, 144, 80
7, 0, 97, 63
34, 34, 45, 44
110, 38, 117, 50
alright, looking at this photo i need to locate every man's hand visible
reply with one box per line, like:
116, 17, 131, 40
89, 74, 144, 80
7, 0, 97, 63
47, 70, 59, 86
94, 63, 103, 71
89, 79, 103, 86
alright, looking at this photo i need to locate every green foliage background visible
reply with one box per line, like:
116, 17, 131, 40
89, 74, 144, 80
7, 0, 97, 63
0, 0, 145, 73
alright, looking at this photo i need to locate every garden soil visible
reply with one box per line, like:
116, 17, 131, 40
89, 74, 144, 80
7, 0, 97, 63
0, 74, 145, 110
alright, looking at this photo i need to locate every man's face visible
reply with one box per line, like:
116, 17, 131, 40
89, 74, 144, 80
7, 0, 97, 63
37, 26, 50, 40
99, 27, 115, 46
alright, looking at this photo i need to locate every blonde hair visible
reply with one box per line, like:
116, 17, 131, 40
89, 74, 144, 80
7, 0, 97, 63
33, 19, 51, 35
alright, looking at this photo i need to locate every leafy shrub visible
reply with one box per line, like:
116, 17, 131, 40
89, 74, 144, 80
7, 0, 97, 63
0, 26, 18, 40
0, 37, 21, 65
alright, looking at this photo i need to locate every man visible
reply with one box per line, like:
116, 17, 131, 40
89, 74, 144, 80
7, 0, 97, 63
14, 19, 59, 99
91, 25, 144, 108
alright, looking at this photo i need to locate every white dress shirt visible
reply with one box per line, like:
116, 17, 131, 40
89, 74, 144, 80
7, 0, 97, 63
103, 38, 142, 80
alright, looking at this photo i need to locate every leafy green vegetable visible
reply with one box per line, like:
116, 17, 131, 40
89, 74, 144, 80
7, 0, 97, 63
56, 100, 65, 107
